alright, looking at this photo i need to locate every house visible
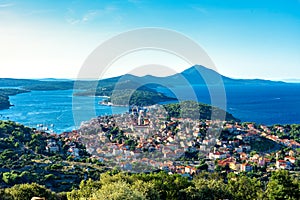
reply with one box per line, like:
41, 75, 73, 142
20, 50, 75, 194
237, 135, 244, 140
123, 149, 131, 157
258, 157, 266, 167
167, 136, 175, 143
185, 166, 197, 175
239, 152, 248, 160
131, 150, 141, 158
164, 151, 176, 158
232, 163, 241, 171
216, 139, 228, 146
46, 144, 59, 153
251, 154, 260, 161
218, 157, 236, 171
241, 163, 253, 172
209, 151, 227, 160
199, 145, 207, 151
289, 150, 295, 157
203, 140, 210, 145
121, 162, 132, 171
68, 147, 80, 158
45, 139, 59, 153
161, 165, 170, 172
194, 131, 202, 138
239, 144, 251, 152
112, 148, 122, 156
284, 156, 296, 164
235, 146, 243, 153
175, 166, 185, 174
276, 160, 287, 169
276, 160, 292, 170
230, 139, 240, 145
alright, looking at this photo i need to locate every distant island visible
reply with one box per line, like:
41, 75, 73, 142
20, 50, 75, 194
74, 86, 177, 106
0, 89, 29, 110
0, 65, 294, 110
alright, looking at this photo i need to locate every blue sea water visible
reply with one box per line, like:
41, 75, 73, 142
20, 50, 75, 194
0, 84, 300, 133
0, 90, 128, 133
223, 84, 300, 124
157, 84, 300, 125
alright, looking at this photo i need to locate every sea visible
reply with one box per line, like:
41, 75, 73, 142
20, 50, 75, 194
0, 90, 128, 133
1, 84, 300, 133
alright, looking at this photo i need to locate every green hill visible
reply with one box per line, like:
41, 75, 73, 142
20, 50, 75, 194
0, 121, 106, 192
163, 101, 240, 121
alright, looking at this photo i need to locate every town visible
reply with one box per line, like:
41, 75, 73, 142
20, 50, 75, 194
0, 103, 299, 198
75, 104, 300, 178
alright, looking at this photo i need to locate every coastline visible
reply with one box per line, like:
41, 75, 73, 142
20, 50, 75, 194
0, 88, 30, 110
1, 85, 300, 134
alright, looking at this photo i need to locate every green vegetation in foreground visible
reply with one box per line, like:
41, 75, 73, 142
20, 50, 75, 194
0, 89, 29, 110
66, 170, 300, 200
0, 170, 299, 200
163, 100, 239, 121
0, 121, 107, 193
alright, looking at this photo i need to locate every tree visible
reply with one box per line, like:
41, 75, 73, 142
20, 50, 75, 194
0, 188, 13, 200
266, 170, 300, 200
91, 181, 145, 200
5, 183, 58, 200
67, 179, 102, 200
179, 186, 202, 200
131, 180, 160, 200
227, 173, 264, 200
2, 172, 20, 185
193, 178, 231, 200
192, 172, 232, 200
197, 163, 208, 171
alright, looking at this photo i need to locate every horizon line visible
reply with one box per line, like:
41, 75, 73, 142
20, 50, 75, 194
0, 65, 299, 83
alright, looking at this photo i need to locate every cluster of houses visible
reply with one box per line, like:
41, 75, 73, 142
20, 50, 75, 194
261, 127, 300, 149
44, 131, 82, 159
208, 123, 299, 172
75, 105, 299, 177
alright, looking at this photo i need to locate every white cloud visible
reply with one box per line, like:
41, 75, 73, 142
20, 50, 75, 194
82, 10, 99, 22
65, 5, 117, 25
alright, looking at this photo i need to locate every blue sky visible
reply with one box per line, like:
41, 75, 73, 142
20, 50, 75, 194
0, 0, 299, 80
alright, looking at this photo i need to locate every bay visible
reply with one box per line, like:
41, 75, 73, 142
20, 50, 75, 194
0, 84, 300, 134
0, 90, 128, 133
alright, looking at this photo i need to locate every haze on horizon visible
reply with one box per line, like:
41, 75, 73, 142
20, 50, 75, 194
0, 0, 299, 80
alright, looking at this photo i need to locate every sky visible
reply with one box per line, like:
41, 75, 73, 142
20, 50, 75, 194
0, 0, 299, 80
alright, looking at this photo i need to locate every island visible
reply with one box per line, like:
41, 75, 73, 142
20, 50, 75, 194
74, 83, 177, 106
0, 89, 30, 110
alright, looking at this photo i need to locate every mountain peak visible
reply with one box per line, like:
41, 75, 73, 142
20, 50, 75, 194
182, 65, 219, 75
175, 65, 227, 85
